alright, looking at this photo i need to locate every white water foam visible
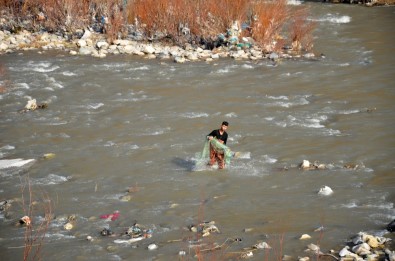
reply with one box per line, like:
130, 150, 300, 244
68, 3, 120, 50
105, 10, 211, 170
87, 103, 105, 110
14, 83, 30, 89
313, 14, 351, 24
179, 112, 209, 118
32, 174, 70, 185
0, 158, 35, 169
265, 95, 310, 108
224, 112, 237, 118
33, 65, 60, 73
62, 71, 77, 76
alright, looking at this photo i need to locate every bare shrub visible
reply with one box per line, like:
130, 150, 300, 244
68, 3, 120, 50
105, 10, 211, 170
250, 0, 290, 52
288, 6, 316, 52
19, 175, 53, 261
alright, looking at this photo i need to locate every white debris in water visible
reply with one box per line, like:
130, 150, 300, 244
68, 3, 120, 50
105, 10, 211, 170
147, 243, 158, 250
318, 185, 334, 196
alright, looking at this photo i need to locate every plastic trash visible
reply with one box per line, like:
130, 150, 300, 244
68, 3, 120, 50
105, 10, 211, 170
100, 210, 120, 221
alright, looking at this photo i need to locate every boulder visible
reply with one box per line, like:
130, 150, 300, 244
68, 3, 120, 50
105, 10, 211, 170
143, 45, 155, 54
96, 41, 109, 50
80, 29, 92, 40
174, 56, 186, 63
387, 219, 395, 232
77, 39, 87, 48
0, 42, 8, 51
79, 46, 96, 55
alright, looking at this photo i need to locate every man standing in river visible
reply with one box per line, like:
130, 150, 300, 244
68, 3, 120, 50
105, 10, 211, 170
207, 121, 229, 169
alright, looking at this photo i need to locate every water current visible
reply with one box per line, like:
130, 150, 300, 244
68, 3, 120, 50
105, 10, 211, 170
0, 2, 394, 261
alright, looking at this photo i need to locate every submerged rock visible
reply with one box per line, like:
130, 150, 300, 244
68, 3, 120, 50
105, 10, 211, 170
387, 219, 395, 232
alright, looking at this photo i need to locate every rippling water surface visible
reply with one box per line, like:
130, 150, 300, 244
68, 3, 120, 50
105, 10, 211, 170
0, 3, 394, 261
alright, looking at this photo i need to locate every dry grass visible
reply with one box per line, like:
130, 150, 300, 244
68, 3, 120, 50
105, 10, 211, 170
288, 6, 316, 52
0, 0, 316, 51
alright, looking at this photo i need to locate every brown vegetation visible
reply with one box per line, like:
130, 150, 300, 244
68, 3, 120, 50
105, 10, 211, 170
0, 0, 316, 52
19, 175, 53, 261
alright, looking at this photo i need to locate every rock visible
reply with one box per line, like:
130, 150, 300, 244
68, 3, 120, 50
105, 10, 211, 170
362, 234, 379, 248
186, 53, 198, 61
113, 39, 131, 46
96, 41, 109, 50
385, 249, 395, 261
145, 54, 156, 59
298, 257, 310, 261
387, 219, 395, 232
269, 52, 279, 60
318, 185, 333, 196
77, 39, 87, 47
147, 243, 158, 250
25, 99, 37, 110
143, 45, 155, 54
211, 53, 220, 59
307, 243, 320, 252
0, 43, 8, 52
79, 46, 95, 55
301, 160, 310, 169
299, 234, 311, 240
64, 222, 73, 230
339, 246, 352, 257
80, 29, 91, 40
69, 50, 77, 55
253, 242, 271, 249
240, 251, 253, 258
174, 56, 186, 63
119, 195, 132, 202
352, 243, 371, 256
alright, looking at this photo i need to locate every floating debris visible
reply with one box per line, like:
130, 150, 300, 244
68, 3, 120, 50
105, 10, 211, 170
100, 210, 120, 221
318, 185, 333, 196
42, 153, 56, 159
147, 243, 158, 250
188, 221, 220, 237
253, 241, 271, 249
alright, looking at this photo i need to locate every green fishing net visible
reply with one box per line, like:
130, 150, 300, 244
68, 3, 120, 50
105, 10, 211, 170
196, 138, 234, 168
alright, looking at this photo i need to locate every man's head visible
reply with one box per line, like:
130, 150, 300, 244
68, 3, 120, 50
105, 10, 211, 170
221, 121, 229, 131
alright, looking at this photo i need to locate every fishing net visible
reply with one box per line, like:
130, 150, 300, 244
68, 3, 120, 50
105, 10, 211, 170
195, 138, 234, 169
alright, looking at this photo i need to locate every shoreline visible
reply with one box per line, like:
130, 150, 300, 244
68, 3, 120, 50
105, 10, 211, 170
0, 28, 317, 63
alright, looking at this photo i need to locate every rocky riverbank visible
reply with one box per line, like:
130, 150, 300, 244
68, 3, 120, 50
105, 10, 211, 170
322, 0, 395, 6
0, 28, 315, 63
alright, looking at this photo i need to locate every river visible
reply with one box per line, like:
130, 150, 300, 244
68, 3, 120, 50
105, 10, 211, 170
0, 2, 394, 261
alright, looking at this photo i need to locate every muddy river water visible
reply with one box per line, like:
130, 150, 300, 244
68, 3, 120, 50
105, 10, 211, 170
0, 2, 394, 261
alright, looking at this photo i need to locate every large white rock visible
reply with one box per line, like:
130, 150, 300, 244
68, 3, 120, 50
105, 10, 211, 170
143, 45, 155, 54
96, 41, 109, 50
174, 56, 186, 63
0, 42, 8, 51
77, 39, 87, 47
80, 29, 92, 40
79, 46, 95, 55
